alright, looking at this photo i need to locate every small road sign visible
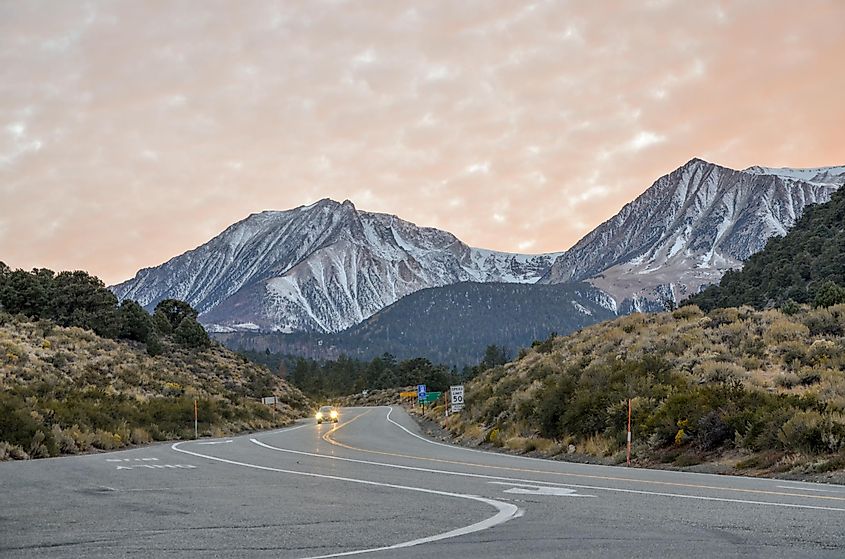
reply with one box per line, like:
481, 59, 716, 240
417, 384, 427, 402
450, 385, 464, 412
261, 396, 277, 405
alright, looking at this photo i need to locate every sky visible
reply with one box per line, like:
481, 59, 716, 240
1, 1, 844, 285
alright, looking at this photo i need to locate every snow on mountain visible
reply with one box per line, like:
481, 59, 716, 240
744, 165, 845, 186
541, 158, 844, 309
113, 158, 845, 337
112, 199, 560, 333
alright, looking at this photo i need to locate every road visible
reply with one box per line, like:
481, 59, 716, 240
2, 406, 845, 558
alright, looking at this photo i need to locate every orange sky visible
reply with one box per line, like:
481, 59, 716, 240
1, 1, 843, 285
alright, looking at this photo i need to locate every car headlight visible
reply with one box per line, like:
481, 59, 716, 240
330, 410, 338, 418
315, 412, 323, 419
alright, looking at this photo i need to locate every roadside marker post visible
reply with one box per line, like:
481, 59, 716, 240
626, 398, 632, 466
194, 399, 199, 440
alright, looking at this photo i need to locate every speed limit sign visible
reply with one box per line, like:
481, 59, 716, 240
450, 385, 464, 412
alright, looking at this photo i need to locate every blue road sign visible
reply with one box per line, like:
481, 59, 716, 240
417, 384, 427, 401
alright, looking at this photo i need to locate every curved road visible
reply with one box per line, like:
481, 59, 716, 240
2, 406, 845, 558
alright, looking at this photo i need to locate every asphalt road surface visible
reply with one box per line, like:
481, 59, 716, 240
2, 406, 845, 558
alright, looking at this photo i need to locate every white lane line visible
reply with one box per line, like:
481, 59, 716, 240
251, 436, 845, 513
197, 439, 233, 445
778, 485, 845, 495
268, 423, 310, 435
172, 442, 520, 559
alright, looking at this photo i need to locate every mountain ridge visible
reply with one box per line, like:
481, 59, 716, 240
113, 158, 845, 337
541, 158, 843, 309
112, 198, 561, 334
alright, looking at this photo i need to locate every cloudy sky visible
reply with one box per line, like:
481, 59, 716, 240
1, 1, 843, 285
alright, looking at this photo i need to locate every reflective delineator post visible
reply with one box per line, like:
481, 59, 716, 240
194, 399, 198, 440
626, 398, 632, 466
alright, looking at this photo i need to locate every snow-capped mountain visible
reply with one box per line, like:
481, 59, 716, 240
112, 199, 560, 333
114, 158, 844, 338
541, 158, 844, 309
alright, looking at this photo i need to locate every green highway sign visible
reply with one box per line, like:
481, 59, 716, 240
421, 391, 442, 404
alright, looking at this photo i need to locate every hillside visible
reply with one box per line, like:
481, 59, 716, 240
215, 281, 616, 366
439, 304, 845, 477
686, 184, 845, 310
0, 314, 310, 460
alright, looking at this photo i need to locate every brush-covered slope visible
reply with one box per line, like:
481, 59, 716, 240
443, 304, 845, 475
686, 184, 845, 310
215, 281, 616, 366
0, 315, 310, 460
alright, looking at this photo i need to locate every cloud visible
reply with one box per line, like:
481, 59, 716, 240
627, 131, 666, 152
0, 1, 843, 283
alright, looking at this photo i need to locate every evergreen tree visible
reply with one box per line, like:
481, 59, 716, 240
813, 280, 845, 308
50, 271, 120, 337
118, 300, 152, 342
174, 316, 211, 348
155, 299, 198, 330
151, 308, 173, 335
145, 332, 164, 356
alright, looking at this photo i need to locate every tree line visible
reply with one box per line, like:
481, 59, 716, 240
0, 263, 210, 354
239, 343, 512, 400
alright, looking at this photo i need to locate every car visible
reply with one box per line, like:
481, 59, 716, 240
315, 405, 339, 424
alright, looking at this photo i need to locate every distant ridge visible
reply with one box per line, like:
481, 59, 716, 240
114, 158, 845, 343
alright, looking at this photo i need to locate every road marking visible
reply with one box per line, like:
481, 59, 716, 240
489, 481, 595, 497
116, 464, 197, 470
197, 440, 233, 445
358, 407, 845, 504
268, 423, 310, 435
172, 441, 520, 559
310, 407, 845, 511
106, 458, 159, 462
777, 485, 845, 495
252, 437, 845, 512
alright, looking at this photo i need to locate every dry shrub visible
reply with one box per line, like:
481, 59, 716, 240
92, 430, 119, 450
673, 305, 704, 321
51, 425, 79, 454
764, 319, 809, 344
0, 441, 29, 460
776, 372, 801, 389
505, 436, 535, 453
67, 424, 95, 452
695, 361, 747, 384
580, 433, 615, 457
130, 427, 152, 445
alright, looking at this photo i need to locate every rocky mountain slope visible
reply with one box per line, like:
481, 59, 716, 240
112, 199, 560, 334
114, 159, 844, 338
541, 159, 844, 309
215, 281, 616, 366
687, 180, 845, 310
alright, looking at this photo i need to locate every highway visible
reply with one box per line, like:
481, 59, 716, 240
2, 406, 845, 558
